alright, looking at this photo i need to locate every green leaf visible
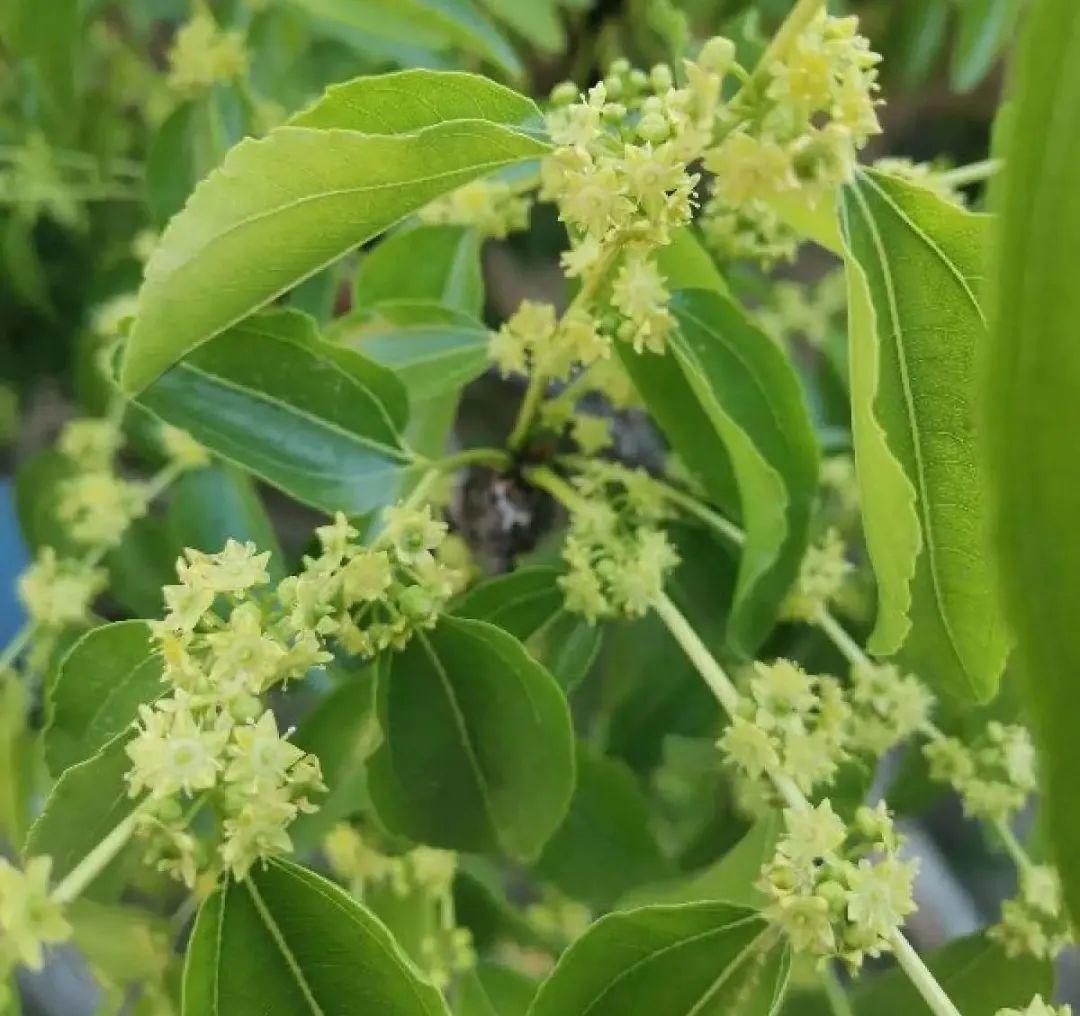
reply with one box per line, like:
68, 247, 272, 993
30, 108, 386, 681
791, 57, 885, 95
333, 301, 491, 402
290, 668, 382, 852
183, 856, 450, 1015
367, 615, 575, 860
121, 70, 546, 393
479, 0, 565, 54
528, 902, 791, 1016
168, 464, 286, 580
0, 676, 34, 849
457, 962, 538, 1016
534, 744, 672, 907
619, 229, 740, 520
949, 0, 1024, 94
453, 567, 602, 692
24, 735, 136, 899
667, 288, 818, 656
355, 225, 484, 315
146, 102, 200, 229
841, 169, 1009, 702
45, 621, 163, 777
289, 0, 522, 79
986, 0, 1080, 924
132, 309, 423, 515
103, 515, 178, 618
619, 814, 780, 911
851, 932, 1051, 1016
2, 0, 79, 137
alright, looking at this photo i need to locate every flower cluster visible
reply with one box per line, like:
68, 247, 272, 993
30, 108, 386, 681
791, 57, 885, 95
0, 857, 71, 984
758, 800, 917, 970
56, 417, 147, 549
526, 889, 592, 948
989, 864, 1073, 960
923, 722, 1037, 825
489, 299, 608, 382
757, 271, 847, 351
125, 503, 462, 884
844, 662, 933, 757
419, 178, 532, 239
556, 463, 678, 622
781, 528, 851, 622
323, 824, 475, 991
719, 659, 849, 798
701, 13, 880, 264
166, 4, 248, 96
542, 41, 732, 353
18, 547, 106, 633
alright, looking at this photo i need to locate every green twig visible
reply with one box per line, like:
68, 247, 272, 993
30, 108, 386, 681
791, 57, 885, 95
937, 159, 1002, 188
51, 811, 140, 905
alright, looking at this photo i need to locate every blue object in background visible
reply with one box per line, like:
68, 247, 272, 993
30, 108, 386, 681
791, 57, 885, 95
0, 478, 28, 642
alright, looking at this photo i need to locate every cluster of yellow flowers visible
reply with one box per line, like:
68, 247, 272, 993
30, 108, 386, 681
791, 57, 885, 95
126, 503, 464, 884
556, 463, 679, 622
998, 997, 1072, 1016
419, 178, 533, 239
701, 11, 881, 265
166, 4, 248, 96
924, 722, 1038, 826
780, 527, 851, 622
323, 824, 475, 990
719, 659, 851, 798
489, 299, 608, 383
990, 863, 1073, 961
759, 800, 917, 971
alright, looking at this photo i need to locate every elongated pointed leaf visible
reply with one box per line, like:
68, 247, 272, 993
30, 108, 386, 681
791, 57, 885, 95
841, 169, 1009, 702
619, 229, 740, 519
949, 0, 1024, 94
987, 0, 1080, 925
667, 289, 818, 656
132, 309, 424, 515
121, 71, 546, 393
367, 616, 575, 860
527, 902, 790, 1016
183, 857, 449, 1015
45, 621, 162, 777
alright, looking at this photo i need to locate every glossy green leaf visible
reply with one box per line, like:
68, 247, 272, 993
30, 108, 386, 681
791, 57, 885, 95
183, 856, 449, 1015
0, 677, 33, 849
851, 932, 1051, 1016
68, 899, 170, 988
457, 962, 538, 1016
168, 464, 286, 580
355, 225, 483, 315
841, 168, 1008, 702
534, 745, 672, 907
367, 615, 575, 860
103, 515, 178, 619
121, 71, 546, 393
453, 567, 602, 692
45, 621, 163, 777
528, 902, 791, 1016
986, 0, 1080, 924
334, 301, 490, 402
950, 0, 1024, 94
667, 288, 818, 656
132, 309, 423, 515
24, 735, 136, 899
290, 668, 382, 852
620, 814, 780, 911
